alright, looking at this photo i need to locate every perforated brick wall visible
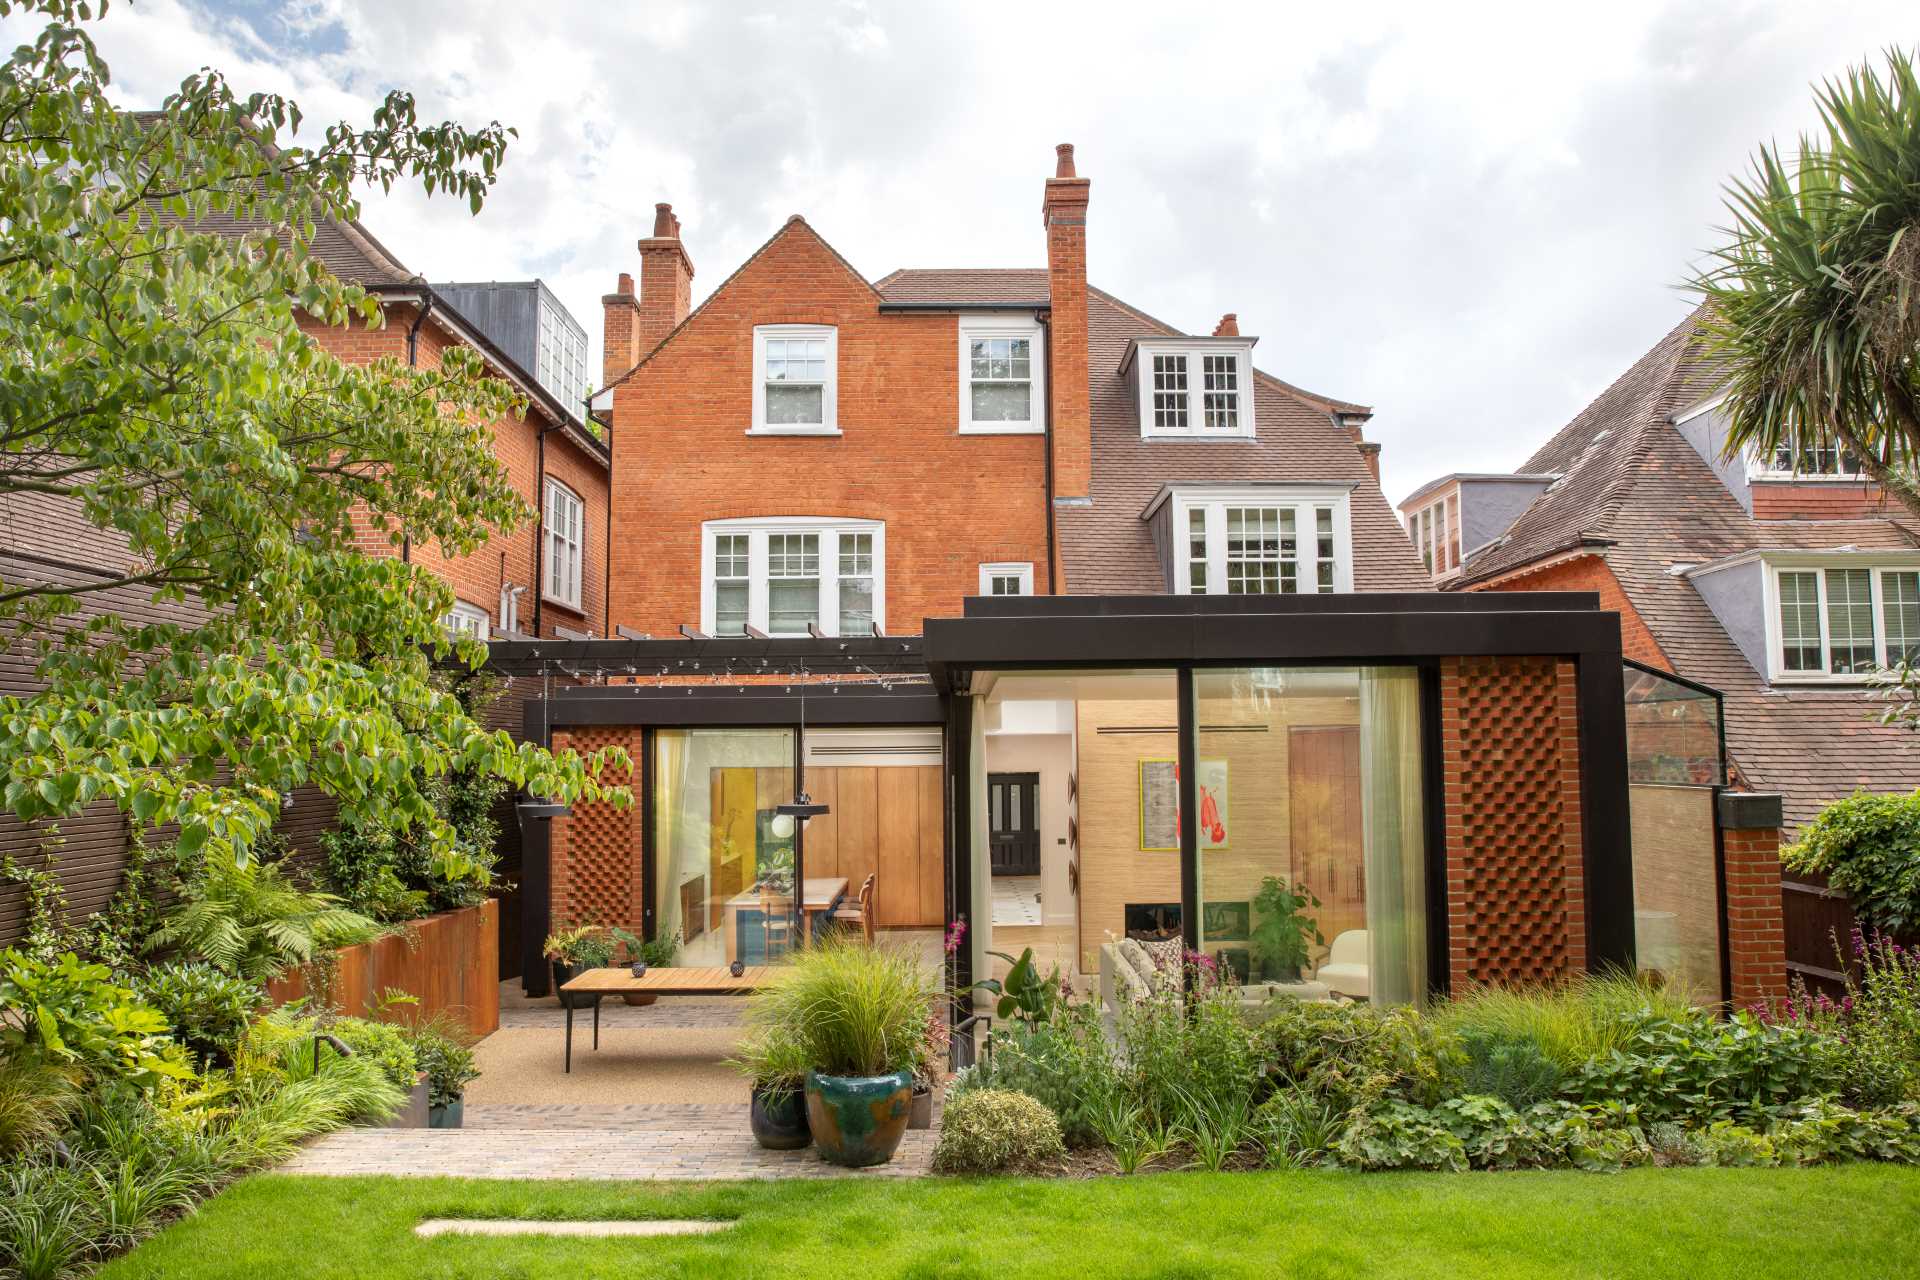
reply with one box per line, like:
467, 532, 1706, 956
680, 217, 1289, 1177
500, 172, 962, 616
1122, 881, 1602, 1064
548, 728, 642, 931
1441, 655, 1588, 985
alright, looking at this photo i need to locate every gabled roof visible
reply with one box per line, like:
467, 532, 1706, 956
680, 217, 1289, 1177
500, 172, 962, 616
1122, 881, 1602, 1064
1453, 305, 1920, 829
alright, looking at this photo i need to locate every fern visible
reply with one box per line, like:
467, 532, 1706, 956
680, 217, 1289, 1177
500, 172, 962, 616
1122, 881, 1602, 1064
147, 859, 379, 982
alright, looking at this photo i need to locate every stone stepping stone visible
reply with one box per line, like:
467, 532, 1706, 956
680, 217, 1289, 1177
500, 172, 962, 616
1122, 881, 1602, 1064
414, 1218, 734, 1238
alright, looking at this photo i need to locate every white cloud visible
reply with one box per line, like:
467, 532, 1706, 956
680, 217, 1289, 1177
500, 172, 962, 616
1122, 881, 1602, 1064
13, 0, 1914, 500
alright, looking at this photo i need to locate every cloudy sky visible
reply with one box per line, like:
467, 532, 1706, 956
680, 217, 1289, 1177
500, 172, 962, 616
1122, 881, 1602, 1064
22, 0, 1916, 501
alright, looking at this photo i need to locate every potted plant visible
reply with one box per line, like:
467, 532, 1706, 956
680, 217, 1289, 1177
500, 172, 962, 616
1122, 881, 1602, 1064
610, 927, 682, 1007
728, 1029, 813, 1150
743, 939, 935, 1167
1249, 876, 1325, 983
408, 1017, 480, 1129
543, 922, 614, 1008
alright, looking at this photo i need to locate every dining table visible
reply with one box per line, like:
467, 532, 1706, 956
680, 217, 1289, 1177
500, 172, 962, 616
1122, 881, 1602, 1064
722, 875, 849, 964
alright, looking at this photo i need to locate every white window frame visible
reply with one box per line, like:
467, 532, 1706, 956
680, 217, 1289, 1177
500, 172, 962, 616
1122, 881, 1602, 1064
700, 517, 885, 637
1761, 555, 1920, 683
1748, 441, 1869, 481
1171, 487, 1354, 595
958, 316, 1045, 435
543, 478, 584, 611
1135, 341, 1256, 440
444, 599, 490, 639
978, 562, 1035, 596
1406, 490, 1462, 577
749, 324, 840, 436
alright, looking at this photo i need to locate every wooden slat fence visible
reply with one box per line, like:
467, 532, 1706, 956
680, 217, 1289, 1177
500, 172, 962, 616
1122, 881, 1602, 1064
266, 899, 499, 1037
1782, 870, 1914, 998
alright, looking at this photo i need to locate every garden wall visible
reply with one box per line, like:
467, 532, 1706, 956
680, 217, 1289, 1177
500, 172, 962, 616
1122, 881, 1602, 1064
265, 899, 500, 1037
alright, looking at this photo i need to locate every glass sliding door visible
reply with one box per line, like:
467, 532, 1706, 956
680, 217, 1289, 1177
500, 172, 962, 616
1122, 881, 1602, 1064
1190, 667, 1429, 1004
653, 728, 800, 968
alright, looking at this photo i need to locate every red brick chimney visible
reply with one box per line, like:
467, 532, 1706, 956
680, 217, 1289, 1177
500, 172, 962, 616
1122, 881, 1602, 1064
1212, 313, 1239, 337
601, 271, 641, 389
1043, 143, 1091, 501
636, 201, 694, 354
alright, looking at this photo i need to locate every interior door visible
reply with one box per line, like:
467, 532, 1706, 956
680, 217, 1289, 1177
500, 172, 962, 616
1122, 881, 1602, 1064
1287, 726, 1366, 952
988, 772, 1041, 877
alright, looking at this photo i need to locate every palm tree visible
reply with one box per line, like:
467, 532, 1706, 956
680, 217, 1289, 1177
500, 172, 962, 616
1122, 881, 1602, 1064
1691, 47, 1920, 520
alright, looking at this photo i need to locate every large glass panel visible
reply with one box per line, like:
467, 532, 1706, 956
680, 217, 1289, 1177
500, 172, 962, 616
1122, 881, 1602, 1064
1623, 664, 1724, 786
1192, 667, 1428, 1005
653, 729, 800, 967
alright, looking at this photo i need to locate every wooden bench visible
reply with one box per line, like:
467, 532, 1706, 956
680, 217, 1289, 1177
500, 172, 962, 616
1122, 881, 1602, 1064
557, 966, 782, 1072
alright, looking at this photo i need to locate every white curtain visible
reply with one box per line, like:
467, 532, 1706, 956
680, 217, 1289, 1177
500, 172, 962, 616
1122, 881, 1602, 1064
653, 730, 689, 942
1359, 667, 1428, 1005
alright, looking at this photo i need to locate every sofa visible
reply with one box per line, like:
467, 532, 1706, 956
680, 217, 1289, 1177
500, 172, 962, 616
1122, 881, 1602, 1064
1098, 937, 1330, 1017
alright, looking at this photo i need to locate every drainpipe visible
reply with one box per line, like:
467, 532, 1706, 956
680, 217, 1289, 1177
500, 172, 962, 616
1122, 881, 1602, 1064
400, 292, 436, 564
1038, 309, 1058, 595
533, 421, 554, 637
598, 395, 612, 638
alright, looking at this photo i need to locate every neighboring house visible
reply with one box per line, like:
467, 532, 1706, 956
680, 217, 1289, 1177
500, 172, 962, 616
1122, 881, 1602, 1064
1399, 307, 1920, 834
521, 147, 1778, 1015
0, 209, 608, 941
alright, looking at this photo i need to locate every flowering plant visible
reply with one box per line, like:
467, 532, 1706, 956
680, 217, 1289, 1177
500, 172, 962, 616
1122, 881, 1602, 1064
1771, 928, 1920, 1108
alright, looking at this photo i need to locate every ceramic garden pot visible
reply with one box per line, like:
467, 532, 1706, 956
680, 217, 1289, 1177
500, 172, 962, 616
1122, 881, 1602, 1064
428, 1099, 464, 1129
550, 960, 601, 1009
804, 1069, 914, 1167
749, 1085, 812, 1150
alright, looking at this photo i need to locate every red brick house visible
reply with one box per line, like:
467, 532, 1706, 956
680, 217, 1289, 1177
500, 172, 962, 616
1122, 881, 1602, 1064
513, 146, 1783, 1011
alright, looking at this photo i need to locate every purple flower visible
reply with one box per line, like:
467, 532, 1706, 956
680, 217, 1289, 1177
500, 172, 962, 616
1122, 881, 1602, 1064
943, 917, 968, 956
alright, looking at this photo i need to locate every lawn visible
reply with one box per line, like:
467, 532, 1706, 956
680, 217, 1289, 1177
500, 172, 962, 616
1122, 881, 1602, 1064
97, 1165, 1920, 1280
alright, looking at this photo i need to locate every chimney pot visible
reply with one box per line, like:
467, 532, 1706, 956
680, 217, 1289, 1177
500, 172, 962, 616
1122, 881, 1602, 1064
652, 202, 675, 238
617, 272, 634, 297
1213, 313, 1239, 337
1054, 143, 1076, 179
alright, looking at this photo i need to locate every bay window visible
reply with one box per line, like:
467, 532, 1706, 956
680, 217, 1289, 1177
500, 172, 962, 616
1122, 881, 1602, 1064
1166, 486, 1353, 595
544, 479, 584, 610
701, 518, 884, 636
1768, 561, 1920, 679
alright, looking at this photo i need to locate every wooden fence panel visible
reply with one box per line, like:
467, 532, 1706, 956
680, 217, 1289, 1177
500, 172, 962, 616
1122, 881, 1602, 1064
266, 900, 499, 1038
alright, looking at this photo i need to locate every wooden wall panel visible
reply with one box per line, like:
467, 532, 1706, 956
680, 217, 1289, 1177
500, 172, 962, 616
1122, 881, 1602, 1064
802, 764, 942, 927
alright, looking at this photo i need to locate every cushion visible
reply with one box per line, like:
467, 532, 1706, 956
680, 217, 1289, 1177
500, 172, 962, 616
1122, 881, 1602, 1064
1140, 937, 1183, 987
1116, 938, 1157, 989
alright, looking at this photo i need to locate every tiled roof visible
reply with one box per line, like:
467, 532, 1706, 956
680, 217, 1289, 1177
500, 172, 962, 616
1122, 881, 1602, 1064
878, 270, 1423, 594
1460, 306, 1920, 830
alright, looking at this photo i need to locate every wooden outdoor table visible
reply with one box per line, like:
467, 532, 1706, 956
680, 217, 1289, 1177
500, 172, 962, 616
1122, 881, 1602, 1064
722, 876, 850, 965
557, 966, 782, 1073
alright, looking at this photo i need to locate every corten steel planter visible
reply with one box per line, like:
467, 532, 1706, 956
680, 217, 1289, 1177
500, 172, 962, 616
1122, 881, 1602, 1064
385, 1072, 431, 1129
749, 1085, 812, 1150
804, 1069, 914, 1167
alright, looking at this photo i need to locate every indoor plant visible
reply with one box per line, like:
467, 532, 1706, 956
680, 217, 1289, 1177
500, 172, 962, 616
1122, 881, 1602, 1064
743, 938, 936, 1166
1250, 876, 1325, 983
610, 927, 682, 1007
543, 922, 614, 1008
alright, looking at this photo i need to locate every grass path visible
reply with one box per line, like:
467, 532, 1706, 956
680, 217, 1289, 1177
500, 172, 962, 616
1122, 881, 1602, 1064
97, 1165, 1920, 1280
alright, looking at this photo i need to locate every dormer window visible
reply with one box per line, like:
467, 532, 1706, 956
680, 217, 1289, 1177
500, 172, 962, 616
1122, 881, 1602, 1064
1146, 484, 1354, 594
1126, 339, 1256, 439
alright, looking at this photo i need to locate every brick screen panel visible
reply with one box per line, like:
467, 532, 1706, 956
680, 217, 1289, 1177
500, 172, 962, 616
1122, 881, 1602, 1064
1442, 655, 1587, 985
548, 728, 641, 931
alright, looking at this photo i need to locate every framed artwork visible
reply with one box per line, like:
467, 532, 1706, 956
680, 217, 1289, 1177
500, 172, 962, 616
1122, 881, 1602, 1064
1137, 758, 1229, 852
1202, 899, 1250, 942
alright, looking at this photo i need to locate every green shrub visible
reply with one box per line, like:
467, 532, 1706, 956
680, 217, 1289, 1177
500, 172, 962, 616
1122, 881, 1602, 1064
0, 1057, 81, 1157
319, 824, 429, 924
1257, 997, 1459, 1112
931, 1088, 1066, 1174
977, 1001, 1116, 1148
1334, 1099, 1468, 1172
1782, 789, 1920, 934
241, 1009, 414, 1120
1458, 1030, 1564, 1108
1569, 1011, 1838, 1123
1435, 971, 1697, 1072
1252, 1091, 1343, 1169
1776, 933, 1920, 1106
1769, 1098, 1920, 1165
146, 858, 378, 982
135, 962, 263, 1068
1118, 982, 1259, 1129
326, 1018, 418, 1092
0, 949, 189, 1087
743, 939, 935, 1078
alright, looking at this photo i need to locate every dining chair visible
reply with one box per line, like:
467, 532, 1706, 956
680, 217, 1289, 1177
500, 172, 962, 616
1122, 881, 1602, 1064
760, 884, 795, 961
831, 873, 877, 946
